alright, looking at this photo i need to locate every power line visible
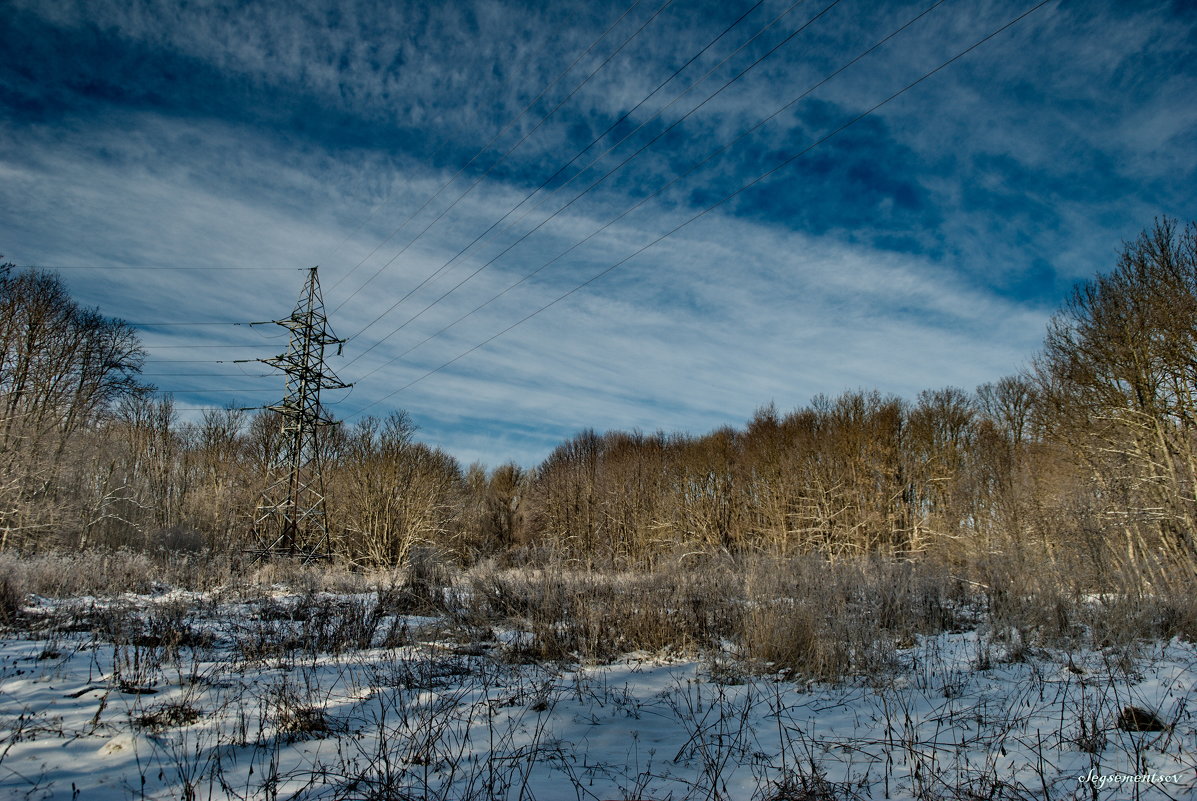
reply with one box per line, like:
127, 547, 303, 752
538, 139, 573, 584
343, 0, 866, 374
329, 0, 679, 316
147, 382, 354, 391
344, 0, 1054, 419
343, 0, 840, 367
12, 265, 300, 271
414, 0, 790, 281
324, 0, 644, 297
340, 0, 795, 355
139, 372, 274, 377
499, 0, 777, 230
129, 322, 267, 326
132, 324, 288, 340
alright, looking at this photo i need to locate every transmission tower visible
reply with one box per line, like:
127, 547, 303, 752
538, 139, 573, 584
251, 267, 350, 561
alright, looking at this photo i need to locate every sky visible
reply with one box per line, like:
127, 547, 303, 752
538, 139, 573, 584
2, 0, 1195, 467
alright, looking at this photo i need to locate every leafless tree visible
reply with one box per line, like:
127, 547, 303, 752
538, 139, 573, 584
1035, 217, 1197, 578
0, 267, 145, 548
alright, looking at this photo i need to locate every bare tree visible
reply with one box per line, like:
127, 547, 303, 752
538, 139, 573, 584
0, 267, 145, 548
1035, 217, 1197, 576
976, 376, 1035, 445
462, 461, 525, 557
330, 412, 463, 566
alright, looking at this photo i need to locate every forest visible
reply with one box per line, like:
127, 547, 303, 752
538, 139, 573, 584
4, 219, 1197, 593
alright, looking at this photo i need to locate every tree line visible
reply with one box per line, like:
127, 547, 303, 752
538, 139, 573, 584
2, 219, 1195, 586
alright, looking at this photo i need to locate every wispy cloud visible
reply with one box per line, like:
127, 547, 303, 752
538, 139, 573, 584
1, 0, 1194, 465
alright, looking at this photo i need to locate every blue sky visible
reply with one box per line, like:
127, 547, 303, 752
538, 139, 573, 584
2, 0, 1195, 467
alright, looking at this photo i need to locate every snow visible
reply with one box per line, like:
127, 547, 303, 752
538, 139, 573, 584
1, 591, 1195, 800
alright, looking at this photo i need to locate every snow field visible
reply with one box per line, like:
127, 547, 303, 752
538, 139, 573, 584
0, 589, 1195, 799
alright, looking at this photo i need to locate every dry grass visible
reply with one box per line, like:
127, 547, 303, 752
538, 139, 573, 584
461, 561, 741, 662
737, 556, 969, 679
134, 701, 202, 731
0, 547, 396, 603
0, 574, 19, 624
1, 544, 1195, 683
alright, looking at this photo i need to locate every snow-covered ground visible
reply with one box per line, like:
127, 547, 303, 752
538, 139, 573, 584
1, 590, 1194, 800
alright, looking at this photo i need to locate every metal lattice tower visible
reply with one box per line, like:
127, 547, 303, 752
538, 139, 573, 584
251, 267, 349, 561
